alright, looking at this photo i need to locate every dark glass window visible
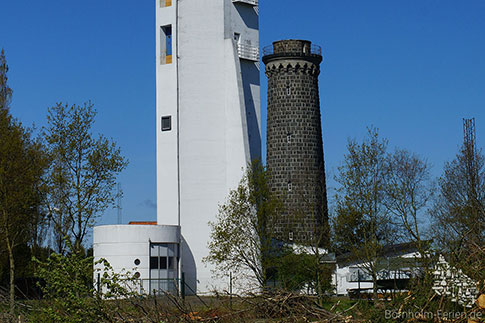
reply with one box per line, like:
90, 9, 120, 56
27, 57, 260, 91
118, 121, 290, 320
160, 257, 167, 269
150, 256, 168, 269
162, 116, 171, 131
150, 257, 158, 269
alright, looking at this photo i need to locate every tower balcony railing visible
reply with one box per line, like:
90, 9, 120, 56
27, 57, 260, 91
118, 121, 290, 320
263, 44, 322, 56
232, 0, 258, 6
237, 43, 259, 62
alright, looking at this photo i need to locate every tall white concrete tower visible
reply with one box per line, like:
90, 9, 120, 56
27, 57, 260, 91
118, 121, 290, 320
156, 0, 261, 293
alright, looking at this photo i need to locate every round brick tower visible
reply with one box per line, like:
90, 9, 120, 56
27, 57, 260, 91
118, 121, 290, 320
263, 39, 328, 247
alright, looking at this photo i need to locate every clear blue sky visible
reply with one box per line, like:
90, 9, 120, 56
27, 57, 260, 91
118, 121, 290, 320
1, 1, 484, 227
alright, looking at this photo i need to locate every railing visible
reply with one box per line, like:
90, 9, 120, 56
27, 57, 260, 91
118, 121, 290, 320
262, 44, 322, 56
232, 0, 258, 6
139, 278, 180, 295
238, 43, 259, 62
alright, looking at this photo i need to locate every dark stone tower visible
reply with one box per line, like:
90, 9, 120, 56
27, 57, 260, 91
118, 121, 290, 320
263, 39, 328, 246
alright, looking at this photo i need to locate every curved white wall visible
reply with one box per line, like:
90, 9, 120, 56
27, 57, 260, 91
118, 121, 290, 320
93, 225, 196, 295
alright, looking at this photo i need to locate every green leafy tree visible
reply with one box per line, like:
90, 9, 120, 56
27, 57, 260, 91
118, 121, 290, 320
33, 248, 102, 323
0, 109, 47, 316
333, 127, 398, 299
44, 102, 128, 253
205, 160, 282, 291
33, 241, 143, 323
0, 49, 12, 111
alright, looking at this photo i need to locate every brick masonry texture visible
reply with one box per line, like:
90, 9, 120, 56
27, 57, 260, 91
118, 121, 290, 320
263, 40, 329, 246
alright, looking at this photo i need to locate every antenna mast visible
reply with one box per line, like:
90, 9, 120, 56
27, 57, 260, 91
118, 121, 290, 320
463, 118, 478, 199
117, 183, 122, 224
463, 118, 477, 158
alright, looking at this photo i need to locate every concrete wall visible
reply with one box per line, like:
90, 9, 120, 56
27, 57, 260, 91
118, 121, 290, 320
156, 3, 179, 226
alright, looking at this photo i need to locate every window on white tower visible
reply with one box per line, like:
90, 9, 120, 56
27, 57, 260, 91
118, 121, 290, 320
160, 25, 173, 64
161, 116, 172, 131
160, 0, 172, 8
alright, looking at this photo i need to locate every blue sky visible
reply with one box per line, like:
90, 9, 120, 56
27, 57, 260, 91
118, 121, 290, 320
1, 1, 484, 227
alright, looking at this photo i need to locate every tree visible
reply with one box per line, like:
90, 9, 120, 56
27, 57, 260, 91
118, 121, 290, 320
204, 160, 282, 291
431, 131, 485, 283
44, 102, 128, 253
33, 246, 102, 323
385, 149, 433, 263
333, 127, 398, 299
0, 109, 47, 316
0, 49, 12, 111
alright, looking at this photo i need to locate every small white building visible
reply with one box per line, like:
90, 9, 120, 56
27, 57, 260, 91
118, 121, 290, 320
93, 224, 197, 294
334, 242, 423, 297
94, 0, 260, 295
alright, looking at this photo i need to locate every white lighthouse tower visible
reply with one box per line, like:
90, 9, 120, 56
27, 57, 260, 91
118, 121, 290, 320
157, 0, 261, 293
94, 0, 260, 295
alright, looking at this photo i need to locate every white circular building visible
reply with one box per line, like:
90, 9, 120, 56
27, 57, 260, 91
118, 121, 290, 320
93, 223, 196, 295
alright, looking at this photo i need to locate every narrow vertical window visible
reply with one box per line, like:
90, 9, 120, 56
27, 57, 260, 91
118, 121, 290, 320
160, 25, 173, 65
161, 116, 172, 131
160, 0, 172, 8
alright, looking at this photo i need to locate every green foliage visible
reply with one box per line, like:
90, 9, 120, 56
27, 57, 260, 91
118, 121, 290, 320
32, 247, 105, 323
274, 251, 334, 295
0, 49, 49, 316
206, 160, 333, 299
30, 246, 149, 323
205, 160, 282, 290
96, 258, 141, 300
274, 251, 314, 291
0, 107, 47, 315
44, 102, 128, 253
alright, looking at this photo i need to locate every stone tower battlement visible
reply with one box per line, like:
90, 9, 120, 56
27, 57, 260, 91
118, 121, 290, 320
263, 39, 328, 246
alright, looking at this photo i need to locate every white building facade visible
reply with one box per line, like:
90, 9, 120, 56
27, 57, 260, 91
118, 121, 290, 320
156, 0, 260, 294
94, 0, 261, 295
